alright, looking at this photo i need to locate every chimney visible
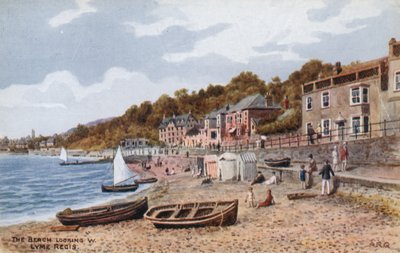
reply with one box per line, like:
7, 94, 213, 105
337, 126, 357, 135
265, 93, 273, 107
163, 113, 166, 120
173, 113, 176, 119
389, 38, 400, 59
335, 62, 342, 75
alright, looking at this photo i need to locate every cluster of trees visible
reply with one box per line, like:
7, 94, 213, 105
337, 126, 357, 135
63, 59, 334, 150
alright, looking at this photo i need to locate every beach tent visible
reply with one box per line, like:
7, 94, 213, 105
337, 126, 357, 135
204, 155, 219, 179
197, 157, 205, 176
237, 152, 258, 182
218, 152, 238, 181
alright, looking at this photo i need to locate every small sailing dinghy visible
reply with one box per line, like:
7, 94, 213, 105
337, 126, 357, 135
101, 146, 138, 192
144, 199, 238, 229
59, 147, 110, 166
56, 197, 148, 226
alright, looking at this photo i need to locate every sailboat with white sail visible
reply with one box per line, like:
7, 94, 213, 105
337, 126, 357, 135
59, 147, 68, 164
59, 147, 111, 166
101, 146, 138, 192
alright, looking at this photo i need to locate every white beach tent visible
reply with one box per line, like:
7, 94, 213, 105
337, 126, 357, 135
218, 152, 238, 181
204, 154, 219, 179
237, 152, 258, 182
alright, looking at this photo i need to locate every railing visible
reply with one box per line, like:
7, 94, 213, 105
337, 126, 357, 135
126, 119, 400, 155
219, 118, 400, 151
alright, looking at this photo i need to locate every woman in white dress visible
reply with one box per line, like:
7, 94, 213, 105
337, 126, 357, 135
332, 145, 339, 172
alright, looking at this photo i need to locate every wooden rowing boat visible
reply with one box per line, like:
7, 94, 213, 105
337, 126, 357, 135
101, 184, 139, 192
56, 197, 148, 226
264, 157, 291, 167
144, 199, 238, 229
287, 192, 318, 200
134, 177, 158, 184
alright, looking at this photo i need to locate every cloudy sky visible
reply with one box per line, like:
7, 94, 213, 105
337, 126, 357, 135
0, 0, 399, 138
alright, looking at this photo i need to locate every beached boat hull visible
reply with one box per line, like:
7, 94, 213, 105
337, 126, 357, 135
101, 183, 138, 192
287, 192, 318, 200
134, 178, 158, 184
56, 197, 148, 226
264, 157, 291, 167
144, 199, 238, 229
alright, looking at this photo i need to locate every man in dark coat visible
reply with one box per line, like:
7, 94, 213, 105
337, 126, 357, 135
251, 171, 266, 185
319, 160, 335, 195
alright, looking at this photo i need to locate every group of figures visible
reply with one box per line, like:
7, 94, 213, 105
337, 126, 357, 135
244, 171, 278, 208
299, 142, 349, 195
244, 186, 275, 208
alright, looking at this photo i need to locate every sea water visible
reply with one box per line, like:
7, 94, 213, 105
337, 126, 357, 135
0, 154, 148, 226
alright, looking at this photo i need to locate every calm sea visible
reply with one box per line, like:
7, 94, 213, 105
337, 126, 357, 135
0, 154, 148, 226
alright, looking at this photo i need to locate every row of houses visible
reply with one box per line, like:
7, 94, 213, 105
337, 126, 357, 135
159, 93, 281, 148
302, 38, 400, 140
159, 38, 400, 147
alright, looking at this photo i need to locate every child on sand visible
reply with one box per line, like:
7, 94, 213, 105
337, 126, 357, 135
256, 188, 275, 208
244, 187, 256, 208
299, 165, 306, 189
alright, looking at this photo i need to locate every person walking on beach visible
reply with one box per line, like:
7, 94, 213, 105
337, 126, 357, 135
340, 142, 349, 171
332, 145, 339, 172
244, 187, 256, 208
319, 160, 335, 195
256, 188, 275, 208
307, 154, 318, 188
299, 165, 306, 189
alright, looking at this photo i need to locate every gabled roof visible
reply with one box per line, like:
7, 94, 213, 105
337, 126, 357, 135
159, 114, 197, 129
239, 152, 257, 163
205, 105, 232, 119
228, 94, 280, 112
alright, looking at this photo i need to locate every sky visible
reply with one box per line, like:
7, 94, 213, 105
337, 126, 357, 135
0, 0, 399, 138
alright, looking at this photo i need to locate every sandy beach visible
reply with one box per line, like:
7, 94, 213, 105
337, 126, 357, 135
1, 156, 399, 253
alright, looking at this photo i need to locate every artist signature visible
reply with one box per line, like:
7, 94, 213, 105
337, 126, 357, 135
369, 239, 390, 248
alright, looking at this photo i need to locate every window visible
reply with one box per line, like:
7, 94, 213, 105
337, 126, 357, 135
352, 117, 361, 134
351, 87, 369, 104
351, 88, 360, 104
306, 97, 312, 110
363, 116, 369, 133
321, 92, 330, 108
362, 87, 369, 103
210, 131, 217, 139
227, 116, 232, 123
321, 119, 330, 136
396, 71, 400, 91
